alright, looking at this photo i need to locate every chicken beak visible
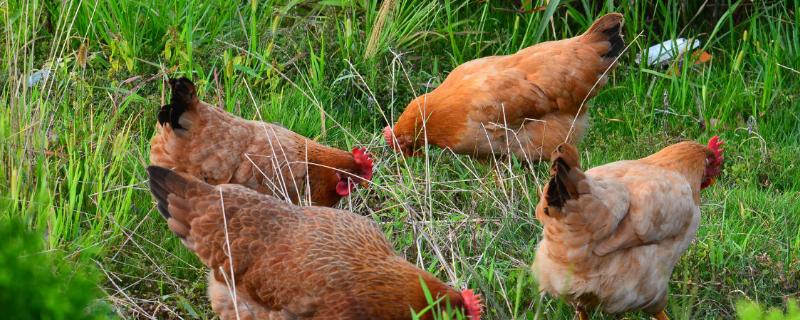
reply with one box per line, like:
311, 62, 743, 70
359, 179, 370, 188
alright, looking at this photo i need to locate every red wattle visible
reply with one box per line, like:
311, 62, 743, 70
335, 180, 350, 196
461, 289, 482, 320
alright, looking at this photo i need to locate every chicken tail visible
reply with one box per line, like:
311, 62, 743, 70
148, 165, 213, 239
544, 144, 585, 214
581, 13, 624, 59
157, 77, 200, 130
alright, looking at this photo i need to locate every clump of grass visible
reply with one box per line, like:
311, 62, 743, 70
0, 219, 111, 320
737, 299, 800, 320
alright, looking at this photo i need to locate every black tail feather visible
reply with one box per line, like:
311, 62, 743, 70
148, 166, 174, 218
602, 23, 624, 58
157, 104, 171, 126
545, 158, 575, 209
148, 165, 198, 219
583, 13, 625, 59
156, 202, 170, 219
544, 144, 582, 214
157, 77, 198, 130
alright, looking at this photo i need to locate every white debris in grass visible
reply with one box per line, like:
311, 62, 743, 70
636, 38, 701, 66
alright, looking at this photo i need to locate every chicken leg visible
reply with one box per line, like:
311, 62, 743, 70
576, 307, 589, 320
653, 310, 670, 320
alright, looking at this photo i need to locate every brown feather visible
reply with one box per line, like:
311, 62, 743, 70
388, 13, 624, 161
150, 78, 370, 207
147, 166, 475, 319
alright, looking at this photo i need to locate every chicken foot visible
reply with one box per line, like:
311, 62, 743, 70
653, 310, 670, 320
576, 306, 589, 320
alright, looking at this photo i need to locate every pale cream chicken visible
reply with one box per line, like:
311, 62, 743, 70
533, 137, 724, 320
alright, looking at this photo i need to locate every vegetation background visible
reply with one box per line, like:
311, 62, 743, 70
1, 0, 798, 319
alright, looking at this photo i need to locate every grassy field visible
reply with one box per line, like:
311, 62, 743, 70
2, 0, 799, 319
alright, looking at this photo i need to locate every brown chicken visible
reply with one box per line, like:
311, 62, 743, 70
532, 137, 724, 319
384, 13, 624, 161
147, 166, 482, 320
150, 77, 373, 207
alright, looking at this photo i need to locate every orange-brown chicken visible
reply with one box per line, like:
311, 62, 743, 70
384, 13, 624, 161
150, 78, 373, 207
532, 137, 724, 319
147, 166, 482, 320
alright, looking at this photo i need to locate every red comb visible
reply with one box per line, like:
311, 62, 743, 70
461, 289, 482, 320
701, 135, 724, 189
707, 135, 724, 166
383, 126, 395, 149
351, 147, 374, 181
335, 148, 373, 197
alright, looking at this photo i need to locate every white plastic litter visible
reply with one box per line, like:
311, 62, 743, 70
636, 38, 701, 66
27, 69, 51, 86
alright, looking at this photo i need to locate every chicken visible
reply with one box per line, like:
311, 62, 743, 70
532, 137, 724, 319
147, 165, 482, 320
150, 77, 373, 207
384, 13, 624, 161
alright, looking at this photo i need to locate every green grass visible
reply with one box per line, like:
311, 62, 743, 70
737, 299, 800, 320
2, 0, 799, 319
0, 218, 113, 319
